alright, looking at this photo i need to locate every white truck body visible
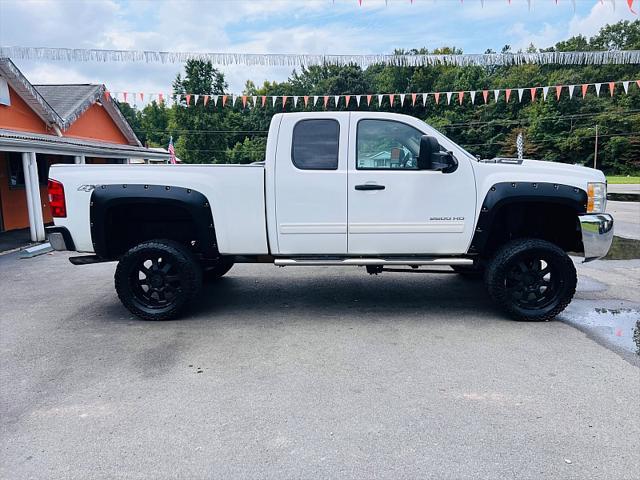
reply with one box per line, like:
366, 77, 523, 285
49, 112, 607, 257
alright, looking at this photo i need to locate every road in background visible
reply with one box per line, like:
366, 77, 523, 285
1, 252, 639, 479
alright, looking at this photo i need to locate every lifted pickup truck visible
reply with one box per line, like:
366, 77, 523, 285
47, 112, 613, 321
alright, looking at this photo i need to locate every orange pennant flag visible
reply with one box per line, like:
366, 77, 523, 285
482, 90, 488, 104
458, 91, 464, 104
140, 92, 144, 102
627, 0, 636, 14
434, 92, 440, 104
185, 94, 191, 105
242, 96, 247, 108
366, 94, 372, 106
104, 91, 111, 101
282, 96, 288, 108
260, 96, 266, 107
609, 82, 615, 96
345, 95, 351, 107
158, 93, 164, 104
637, 80, 640, 88
411, 93, 417, 106
581, 84, 589, 98
203, 95, 209, 106
303, 95, 309, 107
555, 85, 562, 100
389, 94, 395, 106
222, 95, 228, 107
530, 87, 537, 101
123, 92, 128, 103
505, 89, 512, 103
323, 96, 329, 109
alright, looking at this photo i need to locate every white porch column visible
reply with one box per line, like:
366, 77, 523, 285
27, 152, 46, 242
21, 152, 37, 242
74, 155, 86, 164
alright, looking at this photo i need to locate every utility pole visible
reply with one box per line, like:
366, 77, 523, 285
594, 124, 599, 169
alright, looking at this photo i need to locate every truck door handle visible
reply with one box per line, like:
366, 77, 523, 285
355, 184, 385, 191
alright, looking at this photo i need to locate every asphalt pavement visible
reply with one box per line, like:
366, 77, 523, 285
1, 252, 639, 480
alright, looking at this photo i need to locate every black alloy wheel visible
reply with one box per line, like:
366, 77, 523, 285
485, 238, 577, 322
115, 239, 202, 320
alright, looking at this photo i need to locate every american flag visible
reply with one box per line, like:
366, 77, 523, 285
168, 136, 176, 164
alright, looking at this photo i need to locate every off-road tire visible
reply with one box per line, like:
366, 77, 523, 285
203, 258, 234, 282
485, 238, 576, 322
115, 239, 202, 321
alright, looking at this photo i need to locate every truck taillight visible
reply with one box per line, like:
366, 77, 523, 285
48, 179, 67, 218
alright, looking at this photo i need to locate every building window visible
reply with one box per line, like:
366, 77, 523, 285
291, 119, 340, 170
7, 153, 51, 188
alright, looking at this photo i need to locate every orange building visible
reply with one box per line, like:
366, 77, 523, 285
0, 58, 168, 241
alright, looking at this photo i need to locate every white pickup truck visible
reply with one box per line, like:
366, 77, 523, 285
47, 112, 613, 322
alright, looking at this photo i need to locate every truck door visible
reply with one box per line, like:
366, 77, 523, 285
274, 113, 349, 254
347, 115, 476, 255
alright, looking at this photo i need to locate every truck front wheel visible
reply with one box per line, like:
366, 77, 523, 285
484, 238, 577, 322
114, 239, 202, 321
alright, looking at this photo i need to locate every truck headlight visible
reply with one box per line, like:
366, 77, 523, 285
587, 182, 607, 213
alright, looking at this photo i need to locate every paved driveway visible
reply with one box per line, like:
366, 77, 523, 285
1, 252, 639, 480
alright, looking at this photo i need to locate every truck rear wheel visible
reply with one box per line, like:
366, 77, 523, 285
115, 239, 202, 321
484, 238, 576, 322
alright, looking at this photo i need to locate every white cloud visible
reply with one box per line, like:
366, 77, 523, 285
568, 1, 637, 39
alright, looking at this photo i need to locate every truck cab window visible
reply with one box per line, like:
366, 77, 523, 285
357, 119, 423, 170
292, 119, 339, 170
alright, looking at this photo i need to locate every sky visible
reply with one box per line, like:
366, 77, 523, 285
0, 0, 637, 99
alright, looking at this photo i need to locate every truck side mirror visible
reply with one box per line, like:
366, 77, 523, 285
418, 135, 458, 173
417, 135, 439, 170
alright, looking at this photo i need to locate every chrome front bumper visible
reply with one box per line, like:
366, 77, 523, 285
579, 213, 614, 262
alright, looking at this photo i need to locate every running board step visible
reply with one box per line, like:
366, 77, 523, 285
274, 258, 473, 267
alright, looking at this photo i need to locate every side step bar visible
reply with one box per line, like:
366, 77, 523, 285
274, 258, 473, 267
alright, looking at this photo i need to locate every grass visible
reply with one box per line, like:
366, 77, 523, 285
606, 176, 640, 184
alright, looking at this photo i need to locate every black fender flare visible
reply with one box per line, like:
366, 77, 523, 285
90, 184, 217, 259
468, 181, 588, 255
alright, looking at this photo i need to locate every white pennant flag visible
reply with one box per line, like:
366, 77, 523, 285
252, 96, 257, 107
568, 85, 575, 99
212, 95, 219, 106
517, 88, 524, 102
272, 96, 277, 107
422, 93, 428, 105
542, 86, 549, 101
446, 92, 453, 105
595, 83, 602, 97
622, 81, 629, 94
469, 91, 476, 104
232, 94, 237, 107
494, 90, 500, 102
377, 94, 384, 105
194, 94, 200, 105
313, 96, 319, 106
355, 95, 361, 106
399, 94, 406, 106
293, 96, 299, 107
334, 95, 340, 107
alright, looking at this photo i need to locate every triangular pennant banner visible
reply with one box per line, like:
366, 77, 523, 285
581, 84, 588, 98
123, 92, 128, 103
517, 88, 524, 102
324, 96, 329, 109
608, 82, 615, 96
422, 93, 428, 105
367, 95, 372, 106
223, 95, 229, 107
506, 89, 512, 103
399, 93, 406, 106
261, 95, 267, 107
622, 81, 629, 94
482, 90, 488, 104
345, 95, 351, 107
282, 96, 288, 108
555, 85, 562, 100
389, 94, 395, 106
446, 92, 453, 105
203, 95, 209, 106
434, 92, 441, 104
232, 95, 237, 107
568, 85, 575, 99
104, 91, 111, 101
355, 95, 361, 107
304, 96, 309, 107
469, 91, 476, 104
411, 93, 417, 106
458, 91, 464, 105
158, 92, 164, 104
242, 95, 247, 108
212, 95, 219, 106
529, 87, 536, 101
542, 86, 549, 101
595, 83, 602, 97
293, 96, 299, 107
313, 95, 319, 106
140, 92, 145, 102
252, 96, 257, 107
272, 96, 277, 107
334, 95, 340, 107
493, 90, 500, 102
377, 94, 384, 105
185, 94, 192, 106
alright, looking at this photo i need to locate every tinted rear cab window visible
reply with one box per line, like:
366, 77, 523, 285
292, 119, 340, 170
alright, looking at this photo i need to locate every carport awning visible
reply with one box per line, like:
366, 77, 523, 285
0, 128, 169, 160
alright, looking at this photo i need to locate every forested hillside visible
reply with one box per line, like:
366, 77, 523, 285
120, 20, 640, 174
